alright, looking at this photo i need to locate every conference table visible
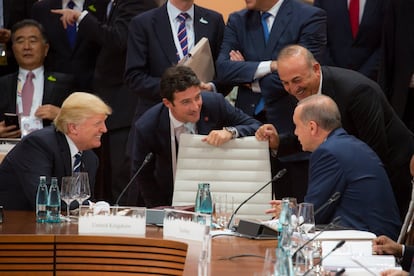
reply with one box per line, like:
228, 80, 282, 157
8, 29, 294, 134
0, 211, 277, 275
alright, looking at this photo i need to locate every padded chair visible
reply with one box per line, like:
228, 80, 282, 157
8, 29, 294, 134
173, 134, 272, 221
55, 235, 188, 275
0, 234, 55, 275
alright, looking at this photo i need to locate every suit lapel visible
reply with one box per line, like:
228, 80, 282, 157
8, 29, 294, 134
154, 5, 179, 64
8, 73, 18, 114
264, 0, 292, 57
56, 129, 72, 176
247, 11, 267, 59
42, 72, 54, 104
193, 5, 210, 43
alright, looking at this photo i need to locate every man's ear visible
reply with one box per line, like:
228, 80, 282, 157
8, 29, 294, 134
309, 120, 318, 135
162, 98, 173, 108
67, 122, 77, 135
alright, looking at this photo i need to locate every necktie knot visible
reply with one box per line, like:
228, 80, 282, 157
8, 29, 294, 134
26, 71, 35, 81
73, 151, 82, 173
183, 122, 195, 134
67, 0, 75, 9
178, 12, 189, 23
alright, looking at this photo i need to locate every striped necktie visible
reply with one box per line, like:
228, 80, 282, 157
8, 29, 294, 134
73, 152, 82, 173
22, 71, 35, 116
66, 1, 77, 48
177, 13, 190, 57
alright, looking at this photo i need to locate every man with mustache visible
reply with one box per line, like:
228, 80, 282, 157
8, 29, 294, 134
256, 44, 414, 221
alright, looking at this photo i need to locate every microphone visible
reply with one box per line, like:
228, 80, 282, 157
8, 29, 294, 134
302, 240, 346, 276
314, 192, 341, 216
227, 168, 287, 230
115, 152, 153, 206
292, 216, 341, 260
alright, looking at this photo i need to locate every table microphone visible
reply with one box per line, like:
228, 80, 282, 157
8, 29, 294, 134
227, 168, 287, 230
292, 216, 341, 260
115, 152, 153, 206
302, 239, 346, 276
314, 191, 341, 217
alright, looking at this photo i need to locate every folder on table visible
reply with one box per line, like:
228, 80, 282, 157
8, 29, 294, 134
181, 37, 215, 83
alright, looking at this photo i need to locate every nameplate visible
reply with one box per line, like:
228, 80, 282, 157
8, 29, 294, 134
78, 205, 146, 236
163, 209, 211, 241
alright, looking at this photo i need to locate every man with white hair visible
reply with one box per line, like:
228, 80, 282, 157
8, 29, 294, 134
0, 92, 112, 210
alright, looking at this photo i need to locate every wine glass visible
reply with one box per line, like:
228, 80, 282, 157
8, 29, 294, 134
298, 202, 315, 235
60, 176, 77, 222
73, 172, 91, 211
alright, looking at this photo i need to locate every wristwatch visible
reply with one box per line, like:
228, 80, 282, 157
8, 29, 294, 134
223, 127, 238, 139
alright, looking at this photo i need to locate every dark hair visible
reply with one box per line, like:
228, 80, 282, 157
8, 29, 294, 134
11, 19, 48, 43
160, 65, 200, 102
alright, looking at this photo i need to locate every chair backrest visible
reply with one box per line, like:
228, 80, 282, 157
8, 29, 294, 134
173, 134, 272, 221
55, 235, 188, 275
0, 234, 55, 275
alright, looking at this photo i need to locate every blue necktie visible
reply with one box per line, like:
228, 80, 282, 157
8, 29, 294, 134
261, 12, 271, 44
66, 1, 77, 48
255, 12, 271, 116
73, 152, 82, 173
177, 13, 190, 57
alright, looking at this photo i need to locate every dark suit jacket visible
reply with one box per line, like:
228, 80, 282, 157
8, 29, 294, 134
31, 0, 108, 90
279, 66, 414, 219
77, 0, 157, 130
216, 0, 326, 133
124, 3, 227, 120
0, 125, 98, 210
305, 128, 401, 240
128, 92, 261, 208
379, 0, 414, 119
403, 245, 414, 272
0, 0, 37, 76
0, 71, 75, 125
314, 0, 388, 80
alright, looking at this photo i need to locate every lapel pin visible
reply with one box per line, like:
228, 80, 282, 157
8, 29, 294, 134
199, 17, 208, 24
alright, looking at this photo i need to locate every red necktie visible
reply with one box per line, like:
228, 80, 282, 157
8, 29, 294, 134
349, 0, 359, 39
22, 71, 35, 116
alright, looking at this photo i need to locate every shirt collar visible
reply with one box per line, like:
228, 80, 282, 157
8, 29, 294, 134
64, 134, 81, 158
18, 66, 44, 81
62, 0, 85, 9
169, 109, 184, 129
317, 69, 323, 95
263, 0, 284, 18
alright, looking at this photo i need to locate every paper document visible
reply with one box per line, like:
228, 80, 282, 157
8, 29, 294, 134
181, 37, 215, 82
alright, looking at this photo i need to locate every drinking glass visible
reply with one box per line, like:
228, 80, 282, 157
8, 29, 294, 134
73, 172, 91, 209
298, 202, 315, 235
60, 176, 77, 222
213, 194, 234, 229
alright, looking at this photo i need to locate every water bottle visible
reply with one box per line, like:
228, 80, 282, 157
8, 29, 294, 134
36, 176, 48, 223
47, 177, 61, 223
195, 183, 213, 214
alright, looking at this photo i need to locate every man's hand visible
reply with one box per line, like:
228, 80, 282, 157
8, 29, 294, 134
265, 199, 282, 218
229, 50, 245, 62
51, 9, 81, 29
0, 121, 21, 138
380, 269, 409, 276
410, 154, 414, 177
200, 82, 213, 91
35, 104, 60, 121
372, 235, 403, 257
255, 123, 280, 150
201, 129, 232, 146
